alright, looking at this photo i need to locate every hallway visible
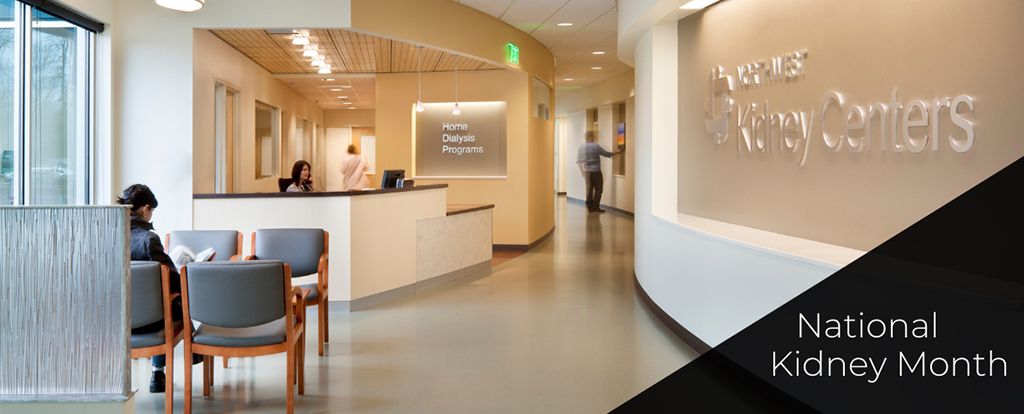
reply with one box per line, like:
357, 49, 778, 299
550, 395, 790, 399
132, 197, 697, 413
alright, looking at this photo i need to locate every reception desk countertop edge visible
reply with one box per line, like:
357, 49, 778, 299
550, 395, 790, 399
193, 184, 448, 199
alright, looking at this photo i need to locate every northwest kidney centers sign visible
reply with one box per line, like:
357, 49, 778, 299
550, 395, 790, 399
705, 50, 977, 166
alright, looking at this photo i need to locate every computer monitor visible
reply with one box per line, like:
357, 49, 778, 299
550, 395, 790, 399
381, 169, 405, 189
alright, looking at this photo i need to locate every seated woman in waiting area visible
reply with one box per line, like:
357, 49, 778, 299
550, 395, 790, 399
287, 160, 315, 192
117, 184, 202, 393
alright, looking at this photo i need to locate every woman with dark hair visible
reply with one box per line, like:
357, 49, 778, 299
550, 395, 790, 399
117, 184, 201, 393
287, 160, 314, 192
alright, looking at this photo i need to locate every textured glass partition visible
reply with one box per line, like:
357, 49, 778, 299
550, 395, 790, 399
0, 206, 131, 400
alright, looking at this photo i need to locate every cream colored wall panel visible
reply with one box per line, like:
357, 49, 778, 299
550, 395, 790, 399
676, 0, 1024, 251
416, 210, 492, 282
349, 189, 446, 299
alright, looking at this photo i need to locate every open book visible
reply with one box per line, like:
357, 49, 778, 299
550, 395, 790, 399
169, 245, 216, 270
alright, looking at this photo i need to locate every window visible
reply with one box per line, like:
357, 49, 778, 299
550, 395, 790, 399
533, 77, 550, 120
1, 0, 96, 205
254, 101, 278, 179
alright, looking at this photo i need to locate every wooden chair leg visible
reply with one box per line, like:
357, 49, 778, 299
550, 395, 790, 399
165, 350, 174, 414
223, 356, 228, 368
209, 355, 214, 386
322, 298, 329, 343
318, 304, 325, 357
286, 347, 295, 414
297, 332, 305, 395
203, 355, 211, 397
184, 348, 193, 414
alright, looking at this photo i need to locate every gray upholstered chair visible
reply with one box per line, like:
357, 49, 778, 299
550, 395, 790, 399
181, 260, 306, 414
165, 230, 243, 262
130, 261, 184, 414
247, 228, 330, 356
166, 230, 244, 368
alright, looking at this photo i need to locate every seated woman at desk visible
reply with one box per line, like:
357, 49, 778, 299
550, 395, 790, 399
287, 160, 315, 192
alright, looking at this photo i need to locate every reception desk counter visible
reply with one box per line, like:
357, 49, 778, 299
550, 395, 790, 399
193, 185, 493, 311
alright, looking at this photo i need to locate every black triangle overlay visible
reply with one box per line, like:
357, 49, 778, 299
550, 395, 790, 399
615, 156, 1024, 413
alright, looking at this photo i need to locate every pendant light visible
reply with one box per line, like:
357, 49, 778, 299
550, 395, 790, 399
155, 0, 204, 12
452, 53, 461, 115
415, 46, 425, 112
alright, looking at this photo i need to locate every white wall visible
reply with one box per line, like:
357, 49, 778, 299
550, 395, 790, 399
565, 111, 587, 201
61, 0, 353, 234
627, 4, 837, 347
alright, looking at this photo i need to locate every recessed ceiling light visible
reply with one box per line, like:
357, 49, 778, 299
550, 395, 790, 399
303, 49, 318, 57
323, 78, 335, 81
337, 96, 348, 99
680, 0, 718, 9
591, 66, 602, 69
340, 85, 351, 88
312, 59, 325, 67
556, 22, 573, 26
330, 88, 342, 91
592, 51, 605, 55
343, 102, 353, 105
292, 36, 309, 45
347, 107, 356, 110
564, 78, 574, 81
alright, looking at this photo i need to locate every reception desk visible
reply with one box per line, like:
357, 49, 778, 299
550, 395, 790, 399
193, 185, 493, 311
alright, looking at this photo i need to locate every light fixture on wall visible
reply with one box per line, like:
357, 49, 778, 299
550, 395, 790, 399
452, 53, 460, 115
415, 46, 425, 112
155, 0, 204, 12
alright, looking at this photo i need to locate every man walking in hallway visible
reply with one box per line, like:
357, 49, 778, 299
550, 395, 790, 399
577, 130, 621, 213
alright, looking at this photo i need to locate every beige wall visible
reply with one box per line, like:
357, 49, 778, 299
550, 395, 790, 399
555, 69, 635, 117
193, 30, 324, 195
375, 69, 539, 245
677, 0, 1024, 251
351, 0, 553, 86
325, 109, 375, 127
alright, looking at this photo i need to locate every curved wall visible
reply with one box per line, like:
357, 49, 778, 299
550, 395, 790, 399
352, 0, 557, 245
628, 0, 1024, 349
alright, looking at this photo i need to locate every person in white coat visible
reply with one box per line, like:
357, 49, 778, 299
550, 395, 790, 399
340, 145, 371, 190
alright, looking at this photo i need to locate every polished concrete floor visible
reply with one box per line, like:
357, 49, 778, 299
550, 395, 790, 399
132, 197, 698, 413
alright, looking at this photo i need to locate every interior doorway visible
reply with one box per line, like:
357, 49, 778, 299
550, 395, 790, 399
215, 81, 240, 193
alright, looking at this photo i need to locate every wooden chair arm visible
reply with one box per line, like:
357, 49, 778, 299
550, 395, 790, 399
318, 254, 328, 291
168, 292, 181, 302
229, 254, 240, 261
244, 255, 257, 261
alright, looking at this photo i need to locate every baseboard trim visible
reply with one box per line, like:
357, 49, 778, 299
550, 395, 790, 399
493, 244, 528, 252
529, 226, 555, 249
633, 271, 712, 355
493, 226, 555, 252
329, 260, 492, 312
566, 196, 635, 218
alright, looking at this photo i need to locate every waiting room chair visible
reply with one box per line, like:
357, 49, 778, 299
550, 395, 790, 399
247, 228, 330, 356
165, 230, 243, 262
130, 261, 184, 414
166, 229, 243, 368
181, 260, 306, 414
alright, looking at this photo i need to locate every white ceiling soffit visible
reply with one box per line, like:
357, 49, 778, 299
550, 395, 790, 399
617, 0, 714, 67
455, 0, 627, 95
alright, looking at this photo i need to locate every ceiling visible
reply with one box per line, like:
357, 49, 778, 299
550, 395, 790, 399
209, 29, 503, 110
454, 0, 630, 95
209, 0, 629, 109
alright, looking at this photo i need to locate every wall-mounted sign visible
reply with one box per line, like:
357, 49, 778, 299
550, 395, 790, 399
705, 49, 976, 166
414, 102, 507, 178
507, 43, 520, 64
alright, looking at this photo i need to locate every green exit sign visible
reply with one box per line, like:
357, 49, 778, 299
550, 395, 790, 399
507, 43, 519, 64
